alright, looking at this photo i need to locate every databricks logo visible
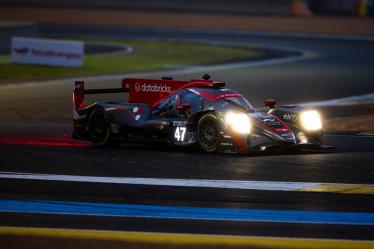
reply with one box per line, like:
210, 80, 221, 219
135, 83, 171, 93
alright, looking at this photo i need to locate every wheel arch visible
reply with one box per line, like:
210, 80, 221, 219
86, 106, 115, 147
191, 110, 218, 129
195, 111, 222, 153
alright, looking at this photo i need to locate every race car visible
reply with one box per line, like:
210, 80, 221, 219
72, 75, 333, 153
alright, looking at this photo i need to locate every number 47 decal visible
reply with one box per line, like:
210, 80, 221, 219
174, 127, 187, 142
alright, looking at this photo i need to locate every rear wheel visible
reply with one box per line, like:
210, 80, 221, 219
197, 114, 221, 153
88, 109, 113, 147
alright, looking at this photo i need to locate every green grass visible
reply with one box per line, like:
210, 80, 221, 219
0, 39, 264, 84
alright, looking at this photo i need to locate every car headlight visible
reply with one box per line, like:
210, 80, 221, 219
300, 110, 322, 131
224, 112, 251, 134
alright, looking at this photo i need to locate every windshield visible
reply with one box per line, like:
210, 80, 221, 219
192, 88, 254, 112
213, 97, 252, 112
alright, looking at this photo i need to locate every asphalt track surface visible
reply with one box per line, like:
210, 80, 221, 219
0, 31, 374, 248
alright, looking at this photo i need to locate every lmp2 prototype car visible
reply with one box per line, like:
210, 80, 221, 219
73, 75, 333, 153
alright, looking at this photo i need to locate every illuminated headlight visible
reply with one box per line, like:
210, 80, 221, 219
300, 110, 322, 131
224, 112, 251, 134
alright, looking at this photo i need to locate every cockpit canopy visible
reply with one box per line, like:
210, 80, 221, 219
153, 87, 254, 117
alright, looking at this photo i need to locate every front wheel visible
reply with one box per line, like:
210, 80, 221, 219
88, 109, 114, 147
197, 114, 221, 153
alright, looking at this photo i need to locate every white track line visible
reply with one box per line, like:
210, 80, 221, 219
0, 171, 330, 191
1, 171, 373, 194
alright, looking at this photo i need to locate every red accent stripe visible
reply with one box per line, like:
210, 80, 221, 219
0, 134, 89, 147
230, 133, 248, 152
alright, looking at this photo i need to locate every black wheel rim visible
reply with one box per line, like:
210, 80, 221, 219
198, 119, 219, 150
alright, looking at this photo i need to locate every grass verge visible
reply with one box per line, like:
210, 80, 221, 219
0, 39, 265, 84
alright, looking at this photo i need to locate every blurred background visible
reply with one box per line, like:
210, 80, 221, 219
0, 0, 373, 130
1, 0, 374, 56
0, 0, 373, 16
0, 0, 373, 131
0, 1, 374, 249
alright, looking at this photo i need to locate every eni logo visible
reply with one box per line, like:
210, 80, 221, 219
283, 113, 297, 121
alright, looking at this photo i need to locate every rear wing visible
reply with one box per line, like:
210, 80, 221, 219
73, 76, 224, 110
73, 81, 129, 110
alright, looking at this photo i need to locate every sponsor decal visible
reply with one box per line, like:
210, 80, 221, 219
11, 37, 84, 67
13, 47, 82, 60
12, 47, 29, 55
253, 113, 290, 131
280, 132, 295, 142
252, 113, 269, 119
31, 48, 82, 60
275, 128, 289, 132
134, 82, 171, 93
262, 117, 275, 122
195, 90, 241, 102
135, 83, 141, 92
74, 84, 83, 89
173, 121, 187, 126
283, 113, 297, 121
216, 93, 241, 99
252, 113, 275, 122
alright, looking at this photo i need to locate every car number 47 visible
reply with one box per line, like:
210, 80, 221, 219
174, 127, 187, 142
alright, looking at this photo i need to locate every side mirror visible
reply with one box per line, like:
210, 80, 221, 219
265, 99, 276, 109
176, 103, 192, 111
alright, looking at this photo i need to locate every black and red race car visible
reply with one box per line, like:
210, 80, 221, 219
73, 75, 333, 153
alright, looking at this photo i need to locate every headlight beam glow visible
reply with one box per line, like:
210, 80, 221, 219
224, 112, 251, 134
300, 110, 322, 131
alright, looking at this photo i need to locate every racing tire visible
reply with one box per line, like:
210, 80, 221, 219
197, 114, 221, 153
88, 109, 115, 147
